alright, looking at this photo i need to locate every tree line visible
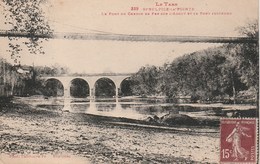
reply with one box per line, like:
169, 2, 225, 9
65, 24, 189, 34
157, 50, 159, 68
0, 60, 69, 97
128, 21, 258, 104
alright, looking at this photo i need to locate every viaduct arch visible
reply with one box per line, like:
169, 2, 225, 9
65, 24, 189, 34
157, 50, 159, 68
42, 74, 132, 98
44, 78, 64, 97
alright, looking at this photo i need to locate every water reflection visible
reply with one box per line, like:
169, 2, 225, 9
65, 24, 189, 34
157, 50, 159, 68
52, 98, 199, 120
32, 97, 230, 120
62, 98, 146, 119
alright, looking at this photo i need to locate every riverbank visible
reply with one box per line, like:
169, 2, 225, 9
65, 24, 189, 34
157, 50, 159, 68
0, 100, 220, 163
177, 103, 256, 110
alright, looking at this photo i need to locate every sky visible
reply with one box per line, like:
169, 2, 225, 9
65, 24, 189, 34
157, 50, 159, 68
0, 0, 258, 73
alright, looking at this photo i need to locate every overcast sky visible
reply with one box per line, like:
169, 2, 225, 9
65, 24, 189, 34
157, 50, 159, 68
0, 0, 258, 73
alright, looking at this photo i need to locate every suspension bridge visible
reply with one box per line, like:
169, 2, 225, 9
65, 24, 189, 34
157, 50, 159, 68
0, 30, 257, 43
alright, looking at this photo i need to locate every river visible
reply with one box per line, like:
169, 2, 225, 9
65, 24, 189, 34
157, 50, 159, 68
17, 96, 239, 122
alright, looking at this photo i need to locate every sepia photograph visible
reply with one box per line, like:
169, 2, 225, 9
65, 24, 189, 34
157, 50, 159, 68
0, 0, 259, 163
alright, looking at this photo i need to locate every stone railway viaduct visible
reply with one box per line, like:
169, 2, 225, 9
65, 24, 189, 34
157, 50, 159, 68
42, 74, 132, 98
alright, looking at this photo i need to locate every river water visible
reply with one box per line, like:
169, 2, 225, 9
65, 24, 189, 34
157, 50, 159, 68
21, 97, 225, 120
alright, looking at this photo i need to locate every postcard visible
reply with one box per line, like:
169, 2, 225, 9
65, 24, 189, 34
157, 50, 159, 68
0, 0, 258, 163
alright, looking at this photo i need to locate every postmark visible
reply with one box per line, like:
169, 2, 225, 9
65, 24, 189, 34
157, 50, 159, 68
220, 118, 257, 163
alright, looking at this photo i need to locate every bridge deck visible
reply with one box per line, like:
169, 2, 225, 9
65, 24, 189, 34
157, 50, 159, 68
0, 30, 257, 43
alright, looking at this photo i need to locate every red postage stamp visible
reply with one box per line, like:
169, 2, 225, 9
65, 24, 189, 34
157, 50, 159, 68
220, 118, 257, 163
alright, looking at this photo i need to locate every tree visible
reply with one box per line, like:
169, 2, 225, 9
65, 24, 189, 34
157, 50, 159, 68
235, 20, 258, 91
161, 45, 253, 103
233, 20, 259, 104
2, 0, 52, 64
219, 47, 248, 104
130, 65, 160, 96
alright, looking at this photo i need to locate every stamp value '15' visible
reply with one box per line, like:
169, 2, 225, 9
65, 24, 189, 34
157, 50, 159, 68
220, 118, 257, 163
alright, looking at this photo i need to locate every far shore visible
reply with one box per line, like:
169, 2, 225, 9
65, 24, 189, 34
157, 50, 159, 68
176, 103, 256, 110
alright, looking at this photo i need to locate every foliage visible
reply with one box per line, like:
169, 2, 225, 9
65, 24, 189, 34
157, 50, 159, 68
34, 64, 70, 77
161, 48, 230, 100
234, 20, 258, 90
129, 21, 258, 104
0, 56, 69, 97
130, 65, 161, 96
2, 0, 52, 64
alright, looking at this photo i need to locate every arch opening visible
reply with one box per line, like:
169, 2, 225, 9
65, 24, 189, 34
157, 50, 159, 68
94, 78, 116, 98
70, 78, 90, 98
120, 77, 134, 97
44, 79, 64, 97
